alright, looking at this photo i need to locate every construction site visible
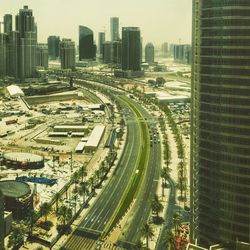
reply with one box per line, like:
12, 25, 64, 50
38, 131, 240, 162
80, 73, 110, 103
0, 84, 117, 213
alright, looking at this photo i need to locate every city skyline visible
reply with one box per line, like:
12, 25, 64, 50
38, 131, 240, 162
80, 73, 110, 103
0, 0, 192, 46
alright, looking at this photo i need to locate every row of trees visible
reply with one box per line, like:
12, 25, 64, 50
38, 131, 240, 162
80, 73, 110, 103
159, 104, 188, 200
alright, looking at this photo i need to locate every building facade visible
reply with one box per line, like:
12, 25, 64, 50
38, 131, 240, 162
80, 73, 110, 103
3, 14, 12, 34
121, 27, 141, 71
79, 26, 96, 60
161, 42, 168, 57
36, 43, 48, 69
174, 44, 191, 64
60, 38, 75, 70
145, 42, 154, 64
47, 35, 60, 60
191, 0, 250, 248
98, 32, 105, 56
16, 5, 37, 79
103, 41, 112, 64
110, 17, 119, 41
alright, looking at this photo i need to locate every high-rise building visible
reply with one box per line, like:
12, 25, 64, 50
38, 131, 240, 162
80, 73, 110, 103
0, 190, 4, 250
98, 32, 105, 56
15, 5, 37, 79
79, 26, 96, 60
103, 41, 112, 64
47, 36, 60, 60
161, 42, 168, 57
3, 14, 12, 34
173, 44, 191, 64
112, 40, 122, 66
145, 43, 154, 64
7, 31, 19, 78
110, 17, 119, 41
191, 0, 250, 248
36, 43, 48, 69
0, 34, 7, 77
121, 27, 141, 71
60, 38, 75, 70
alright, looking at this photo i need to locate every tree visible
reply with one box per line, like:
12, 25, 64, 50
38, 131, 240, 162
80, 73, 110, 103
162, 229, 176, 250
78, 182, 88, 204
71, 171, 79, 189
156, 77, 166, 86
172, 212, 181, 236
40, 202, 51, 222
8, 223, 26, 250
141, 222, 154, 249
79, 165, 87, 183
57, 205, 73, 226
151, 195, 163, 220
54, 192, 61, 213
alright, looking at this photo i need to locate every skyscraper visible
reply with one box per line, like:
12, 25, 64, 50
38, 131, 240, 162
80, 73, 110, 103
47, 36, 60, 60
191, 0, 250, 248
103, 41, 112, 64
36, 44, 48, 69
60, 38, 75, 70
173, 44, 191, 64
98, 32, 105, 56
15, 5, 37, 79
0, 34, 7, 77
145, 43, 154, 65
79, 26, 96, 60
3, 14, 12, 34
112, 40, 122, 66
121, 27, 141, 71
161, 42, 168, 57
110, 17, 119, 41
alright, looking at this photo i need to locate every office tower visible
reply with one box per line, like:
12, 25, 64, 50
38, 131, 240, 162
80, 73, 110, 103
161, 42, 168, 57
47, 36, 60, 60
110, 17, 119, 41
103, 42, 112, 63
60, 38, 75, 69
169, 43, 175, 56
4, 14, 12, 34
0, 34, 7, 77
0, 190, 4, 250
79, 26, 96, 60
145, 43, 154, 64
173, 44, 191, 64
191, 0, 250, 248
121, 27, 141, 71
112, 40, 122, 65
36, 44, 48, 69
7, 31, 19, 78
98, 32, 105, 56
15, 5, 37, 79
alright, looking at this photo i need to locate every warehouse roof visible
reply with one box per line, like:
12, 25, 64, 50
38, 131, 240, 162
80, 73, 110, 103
75, 142, 86, 152
85, 125, 105, 148
6, 85, 24, 97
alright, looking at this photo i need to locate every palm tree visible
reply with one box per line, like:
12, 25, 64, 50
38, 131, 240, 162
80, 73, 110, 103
79, 165, 87, 183
40, 202, 51, 222
72, 171, 79, 189
7, 223, 26, 249
162, 229, 176, 250
151, 195, 163, 220
54, 192, 61, 213
57, 205, 73, 226
172, 212, 180, 236
141, 222, 154, 249
78, 182, 88, 204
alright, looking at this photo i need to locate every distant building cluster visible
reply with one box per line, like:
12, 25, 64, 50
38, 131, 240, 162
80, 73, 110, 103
0, 6, 45, 80
173, 44, 191, 64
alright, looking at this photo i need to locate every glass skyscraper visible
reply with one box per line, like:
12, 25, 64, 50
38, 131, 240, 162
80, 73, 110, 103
79, 25, 96, 60
191, 0, 250, 248
121, 27, 141, 71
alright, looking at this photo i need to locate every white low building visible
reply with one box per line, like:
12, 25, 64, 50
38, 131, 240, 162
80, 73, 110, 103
85, 125, 105, 152
6, 85, 24, 97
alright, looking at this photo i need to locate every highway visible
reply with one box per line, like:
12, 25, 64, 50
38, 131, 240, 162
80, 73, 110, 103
117, 99, 161, 247
62, 95, 148, 250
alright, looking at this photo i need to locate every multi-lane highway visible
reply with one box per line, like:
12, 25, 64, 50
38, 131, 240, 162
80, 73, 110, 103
117, 99, 161, 247
63, 95, 150, 249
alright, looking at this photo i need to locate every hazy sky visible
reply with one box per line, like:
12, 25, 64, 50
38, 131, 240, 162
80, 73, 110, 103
1, 0, 192, 47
